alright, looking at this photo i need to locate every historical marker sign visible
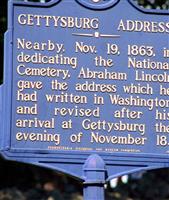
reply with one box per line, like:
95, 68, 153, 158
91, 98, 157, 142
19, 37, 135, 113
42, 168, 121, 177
0, 0, 169, 178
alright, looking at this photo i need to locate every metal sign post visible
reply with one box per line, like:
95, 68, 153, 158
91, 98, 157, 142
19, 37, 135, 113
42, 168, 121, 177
0, 0, 169, 199
83, 154, 106, 200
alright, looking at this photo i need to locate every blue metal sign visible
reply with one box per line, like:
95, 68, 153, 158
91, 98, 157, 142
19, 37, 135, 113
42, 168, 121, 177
0, 0, 169, 180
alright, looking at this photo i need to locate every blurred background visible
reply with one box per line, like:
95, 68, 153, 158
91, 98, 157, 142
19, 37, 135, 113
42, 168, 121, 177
0, 0, 169, 199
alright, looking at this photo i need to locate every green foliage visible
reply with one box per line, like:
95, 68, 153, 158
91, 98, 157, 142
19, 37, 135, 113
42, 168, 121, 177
133, 0, 169, 9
